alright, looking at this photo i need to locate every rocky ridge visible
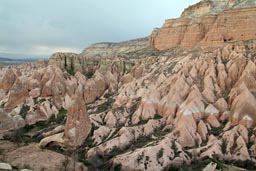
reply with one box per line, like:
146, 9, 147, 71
148, 0, 256, 50
0, 0, 256, 171
181, 0, 256, 18
81, 37, 148, 57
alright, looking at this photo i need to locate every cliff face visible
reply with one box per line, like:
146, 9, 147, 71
81, 37, 148, 57
49, 52, 135, 77
2, 1, 256, 171
49, 37, 150, 76
181, 0, 256, 18
201, 7, 256, 47
148, 1, 256, 50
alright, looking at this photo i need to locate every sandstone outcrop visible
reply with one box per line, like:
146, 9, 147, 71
81, 37, 148, 57
181, 0, 256, 18
64, 85, 92, 148
0, 63, 96, 148
0, 69, 16, 92
1, 144, 88, 171
1, 1, 256, 171
148, 2, 256, 50
83, 71, 108, 104
112, 133, 190, 171
49, 52, 135, 78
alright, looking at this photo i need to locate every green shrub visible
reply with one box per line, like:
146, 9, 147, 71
157, 148, 164, 159
95, 98, 115, 114
19, 105, 30, 119
95, 103, 109, 113
85, 72, 93, 79
221, 139, 227, 154
222, 58, 229, 65
138, 119, 149, 125
103, 93, 112, 99
154, 114, 162, 119
58, 107, 68, 115
49, 107, 68, 124
208, 125, 224, 136
129, 103, 138, 114
0, 102, 5, 108
153, 128, 168, 137
66, 65, 75, 76
172, 142, 180, 157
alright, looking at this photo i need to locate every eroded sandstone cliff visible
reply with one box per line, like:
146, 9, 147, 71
1, 41, 256, 171
1, 0, 256, 171
81, 37, 148, 57
148, 1, 256, 50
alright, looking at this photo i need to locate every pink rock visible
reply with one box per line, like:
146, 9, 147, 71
197, 120, 208, 141
29, 88, 41, 97
64, 85, 92, 148
207, 114, 220, 128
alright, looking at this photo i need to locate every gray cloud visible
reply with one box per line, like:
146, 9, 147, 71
0, 0, 200, 59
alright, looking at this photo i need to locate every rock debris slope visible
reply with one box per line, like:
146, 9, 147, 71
0, 0, 256, 171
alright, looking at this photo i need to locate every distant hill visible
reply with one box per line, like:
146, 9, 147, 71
0, 57, 37, 65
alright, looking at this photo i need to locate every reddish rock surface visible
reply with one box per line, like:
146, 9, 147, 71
1, 1, 256, 171
148, 7, 256, 50
64, 86, 92, 148
0, 69, 16, 92
2, 144, 88, 171
4, 79, 29, 111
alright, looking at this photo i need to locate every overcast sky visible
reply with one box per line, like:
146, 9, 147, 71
0, 0, 199, 59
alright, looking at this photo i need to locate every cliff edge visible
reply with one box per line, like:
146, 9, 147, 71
148, 0, 256, 50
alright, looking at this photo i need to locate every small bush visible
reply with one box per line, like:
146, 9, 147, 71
103, 92, 114, 99
58, 107, 68, 115
19, 105, 30, 119
114, 164, 122, 171
66, 66, 75, 76
85, 72, 93, 79
208, 125, 224, 136
0, 102, 5, 108
154, 114, 162, 119
221, 139, 227, 154
222, 58, 229, 65
157, 148, 164, 159
95, 98, 115, 113
95, 103, 109, 113
172, 142, 180, 157
47, 145, 65, 154
129, 104, 138, 114
48, 107, 68, 124
153, 128, 168, 137
79, 158, 91, 166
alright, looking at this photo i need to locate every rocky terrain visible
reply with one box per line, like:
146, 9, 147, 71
0, 0, 256, 171
148, 0, 256, 50
81, 37, 148, 58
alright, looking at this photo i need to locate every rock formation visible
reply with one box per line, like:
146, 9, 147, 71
81, 37, 148, 57
1, 143, 88, 171
64, 85, 92, 148
0, 0, 256, 171
148, 1, 256, 50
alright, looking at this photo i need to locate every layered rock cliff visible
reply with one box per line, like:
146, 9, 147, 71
49, 52, 135, 78
1, 0, 256, 171
181, 0, 256, 18
49, 37, 153, 77
148, 0, 256, 50
81, 37, 148, 57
